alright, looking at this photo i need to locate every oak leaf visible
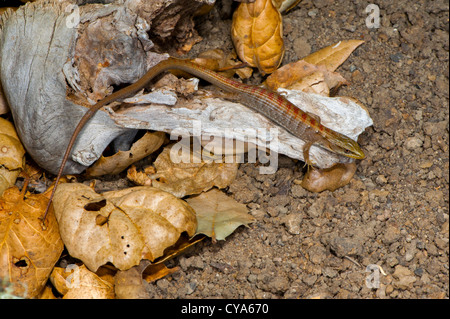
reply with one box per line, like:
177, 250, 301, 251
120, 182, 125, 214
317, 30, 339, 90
231, 0, 285, 74
186, 188, 255, 241
52, 183, 197, 271
0, 186, 63, 298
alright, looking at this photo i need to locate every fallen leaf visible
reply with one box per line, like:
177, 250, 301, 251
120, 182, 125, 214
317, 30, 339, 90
272, 0, 302, 13
129, 144, 239, 198
186, 188, 255, 241
50, 264, 114, 299
0, 186, 64, 298
114, 259, 178, 299
0, 118, 25, 194
86, 131, 166, 177
301, 162, 357, 192
231, 0, 285, 74
114, 260, 152, 299
264, 60, 348, 95
52, 183, 197, 271
302, 40, 364, 72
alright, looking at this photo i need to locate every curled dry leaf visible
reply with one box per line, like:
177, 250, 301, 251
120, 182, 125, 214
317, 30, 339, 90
52, 183, 197, 271
128, 144, 239, 198
86, 131, 166, 177
301, 162, 357, 192
186, 188, 255, 241
231, 0, 285, 74
0, 118, 25, 195
0, 186, 63, 298
50, 264, 114, 299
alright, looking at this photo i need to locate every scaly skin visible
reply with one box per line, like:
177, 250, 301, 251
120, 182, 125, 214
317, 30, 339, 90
42, 57, 364, 220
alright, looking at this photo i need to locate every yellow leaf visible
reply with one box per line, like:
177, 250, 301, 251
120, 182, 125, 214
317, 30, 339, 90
231, 0, 285, 74
52, 183, 197, 271
86, 131, 166, 177
302, 40, 364, 72
0, 186, 63, 298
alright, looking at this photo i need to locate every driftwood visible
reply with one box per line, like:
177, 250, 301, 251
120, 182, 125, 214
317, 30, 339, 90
0, 0, 372, 175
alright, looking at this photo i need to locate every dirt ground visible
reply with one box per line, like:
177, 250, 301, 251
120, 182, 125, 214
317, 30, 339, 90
4, 0, 448, 299
143, 0, 448, 299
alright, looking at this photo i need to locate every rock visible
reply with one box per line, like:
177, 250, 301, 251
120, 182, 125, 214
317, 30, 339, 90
404, 136, 423, 151
282, 213, 303, 235
392, 265, 416, 290
330, 236, 363, 258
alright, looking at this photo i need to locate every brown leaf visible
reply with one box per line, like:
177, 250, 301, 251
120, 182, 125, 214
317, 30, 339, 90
52, 183, 197, 271
129, 144, 239, 198
264, 60, 348, 95
86, 131, 166, 177
186, 189, 255, 241
231, 0, 285, 74
0, 186, 64, 298
301, 162, 357, 192
271, 0, 302, 13
50, 265, 114, 299
302, 40, 364, 72
0, 118, 25, 194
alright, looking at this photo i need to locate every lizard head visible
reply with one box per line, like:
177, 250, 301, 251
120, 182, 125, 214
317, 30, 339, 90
323, 130, 365, 159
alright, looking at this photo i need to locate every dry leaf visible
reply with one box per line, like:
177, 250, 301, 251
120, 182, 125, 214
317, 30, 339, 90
86, 131, 166, 177
129, 144, 239, 198
302, 40, 364, 72
50, 265, 114, 299
186, 188, 255, 241
264, 60, 348, 95
301, 162, 357, 192
232, 0, 285, 74
52, 183, 197, 271
0, 186, 63, 298
0, 118, 25, 194
271, 0, 302, 13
